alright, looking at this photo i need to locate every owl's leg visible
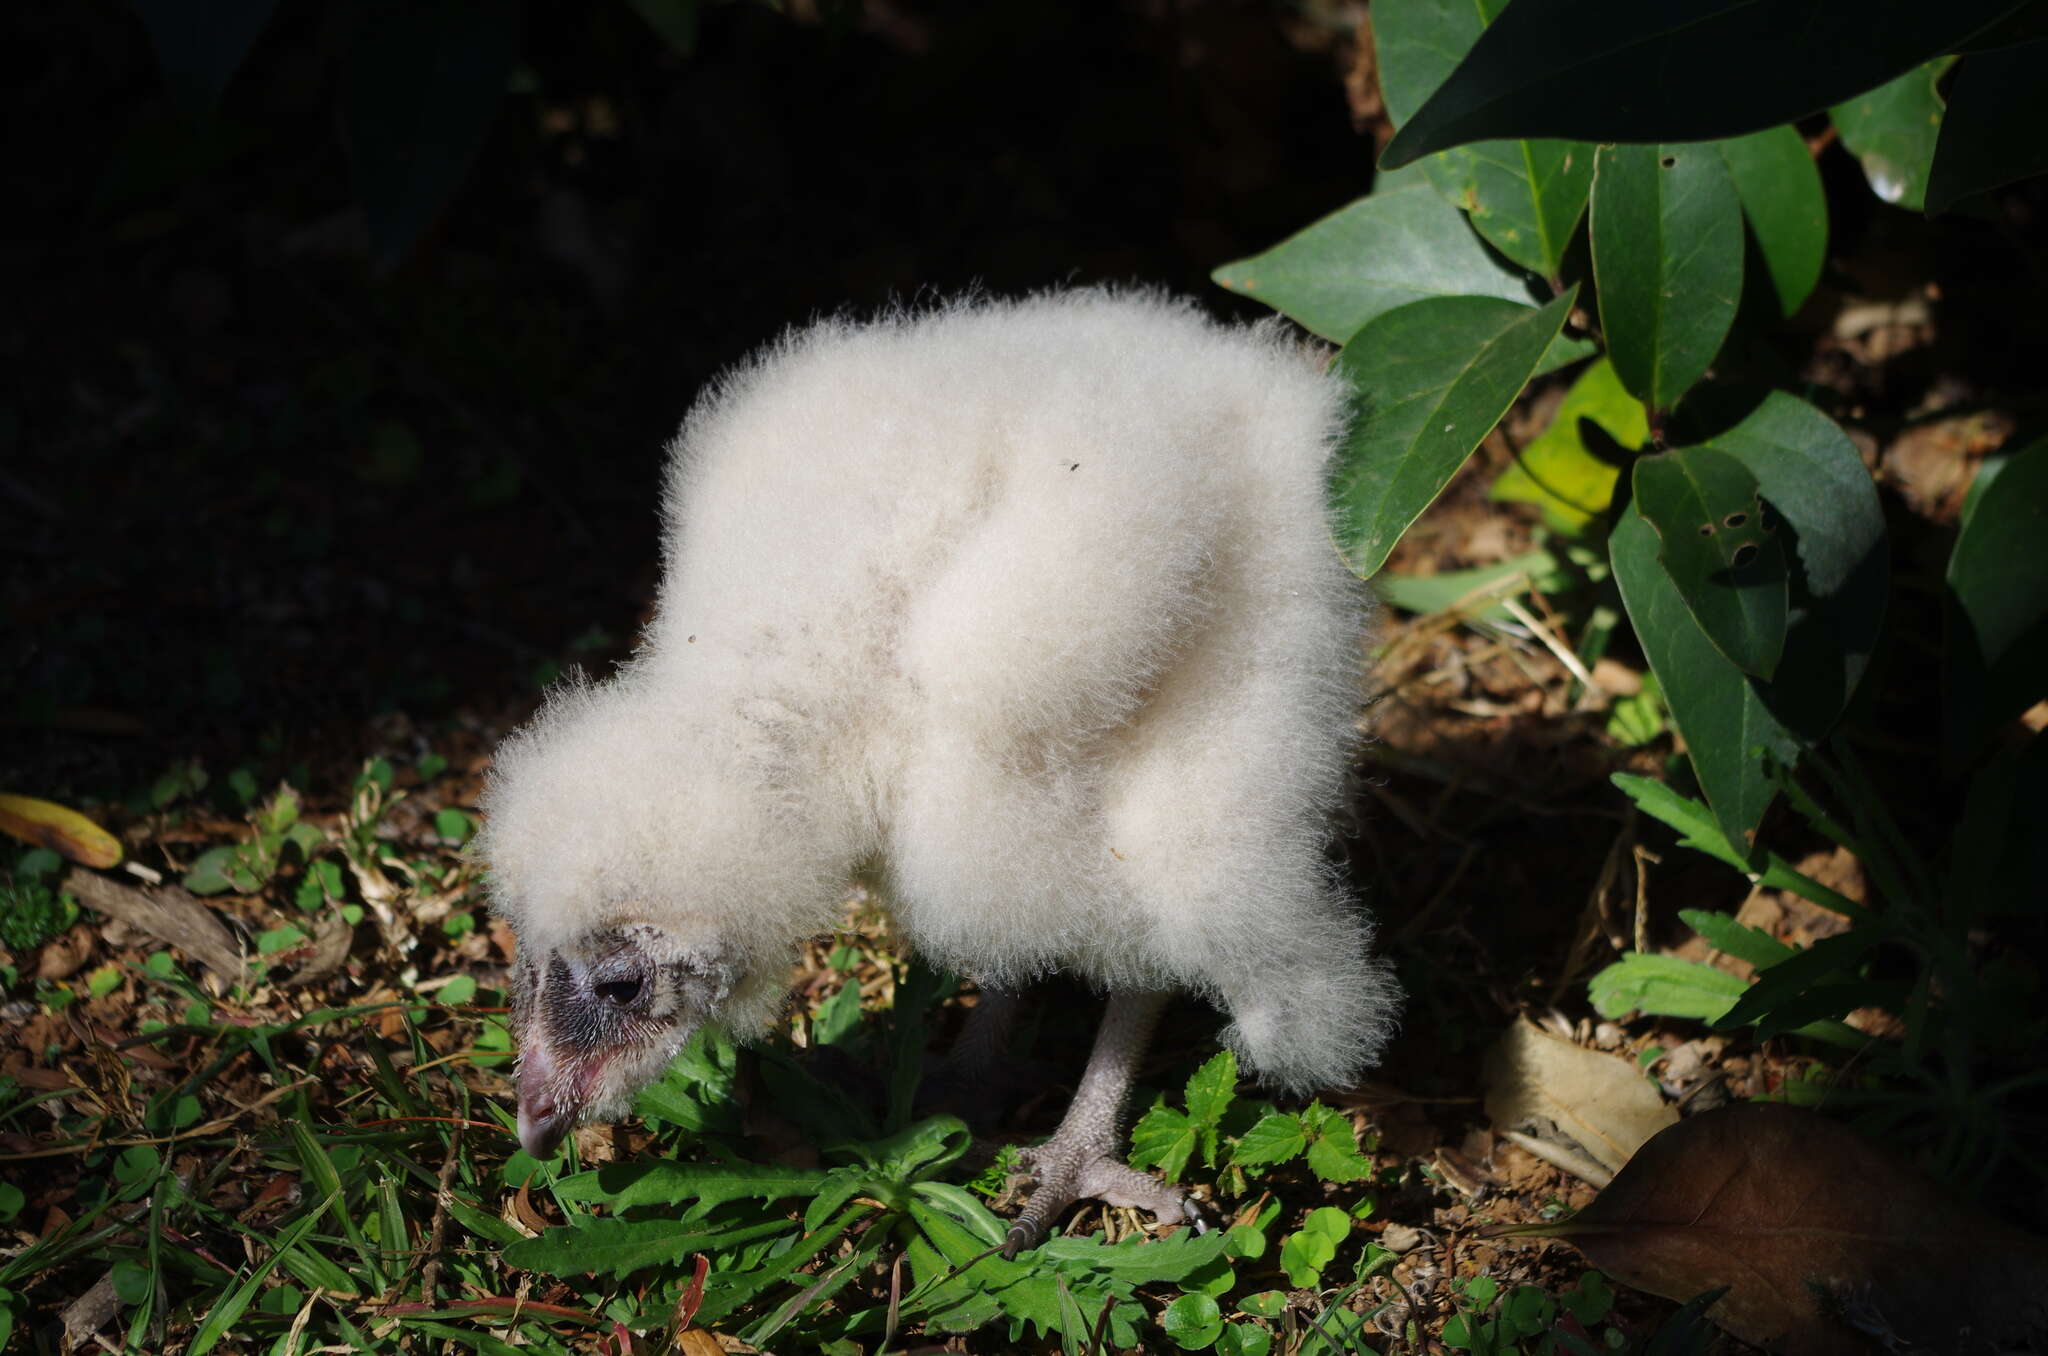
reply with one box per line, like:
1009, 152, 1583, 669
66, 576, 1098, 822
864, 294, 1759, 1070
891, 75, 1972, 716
1002, 989, 1200, 1257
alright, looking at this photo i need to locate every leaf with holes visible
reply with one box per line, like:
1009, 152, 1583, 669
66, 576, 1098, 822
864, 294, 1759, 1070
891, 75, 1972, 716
1633, 448, 1788, 679
1609, 505, 1800, 856
1591, 144, 1744, 411
1374, 0, 1595, 277
1714, 126, 1827, 316
1377, 0, 2017, 167
1330, 290, 1575, 577
1680, 390, 1890, 744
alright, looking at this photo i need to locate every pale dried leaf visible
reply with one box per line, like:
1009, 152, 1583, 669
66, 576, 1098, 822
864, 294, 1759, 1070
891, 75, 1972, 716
63, 868, 244, 984
1484, 1016, 1677, 1173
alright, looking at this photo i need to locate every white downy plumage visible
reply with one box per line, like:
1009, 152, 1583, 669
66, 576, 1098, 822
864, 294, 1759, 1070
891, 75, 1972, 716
481, 289, 1400, 1168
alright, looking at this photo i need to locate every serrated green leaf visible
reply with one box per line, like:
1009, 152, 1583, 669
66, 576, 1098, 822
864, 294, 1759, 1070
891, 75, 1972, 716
503, 1215, 792, 1280
553, 1160, 827, 1211
1129, 1104, 1199, 1184
1633, 447, 1788, 679
1039, 1227, 1231, 1283
1927, 42, 2048, 211
1832, 59, 1951, 210
1944, 435, 2048, 768
1591, 143, 1743, 411
1304, 1115, 1374, 1183
909, 1180, 1008, 1247
1714, 126, 1827, 316
1587, 952, 1748, 1022
1331, 290, 1576, 577
1610, 505, 1800, 855
1491, 358, 1643, 534
1378, 0, 2015, 167
1212, 185, 1540, 344
1679, 910, 1798, 969
1231, 1112, 1307, 1167
1184, 1048, 1237, 1129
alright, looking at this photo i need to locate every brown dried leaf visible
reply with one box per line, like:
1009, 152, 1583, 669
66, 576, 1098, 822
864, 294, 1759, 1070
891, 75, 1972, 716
0, 794, 121, 868
1484, 1017, 1678, 1174
1544, 1103, 2048, 1354
62, 868, 244, 984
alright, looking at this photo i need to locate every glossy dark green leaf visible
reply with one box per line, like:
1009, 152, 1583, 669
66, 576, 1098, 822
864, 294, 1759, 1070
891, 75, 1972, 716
1378, 0, 2019, 167
129, 0, 279, 105
1375, 0, 1595, 276
1330, 290, 1575, 577
1211, 185, 1537, 342
1633, 448, 1788, 679
1591, 144, 1744, 411
343, 0, 520, 272
1926, 42, 2048, 212
1610, 505, 1800, 856
1714, 127, 1827, 316
1944, 435, 2048, 768
1952, 1, 2048, 50
1831, 60, 1950, 211
1691, 392, 1890, 742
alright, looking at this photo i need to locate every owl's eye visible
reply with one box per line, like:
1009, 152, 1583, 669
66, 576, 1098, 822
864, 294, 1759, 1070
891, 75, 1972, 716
593, 967, 646, 1008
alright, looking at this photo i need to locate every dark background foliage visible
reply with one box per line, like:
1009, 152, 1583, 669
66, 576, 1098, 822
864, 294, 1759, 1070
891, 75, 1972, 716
4, 0, 1373, 793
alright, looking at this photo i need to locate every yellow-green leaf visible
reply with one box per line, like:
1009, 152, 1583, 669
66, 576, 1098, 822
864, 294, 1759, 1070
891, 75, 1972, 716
1491, 358, 1645, 534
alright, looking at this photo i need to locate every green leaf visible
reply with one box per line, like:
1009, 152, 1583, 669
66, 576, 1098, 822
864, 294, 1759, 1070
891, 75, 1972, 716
1831, 59, 1951, 210
432, 807, 475, 844
1632, 447, 1789, 679
1374, 0, 1594, 276
1331, 290, 1576, 577
1038, 1227, 1231, 1283
811, 978, 863, 1046
1591, 143, 1743, 411
181, 846, 240, 896
186, 1189, 338, 1356
553, 1160, 828, 1211
1303, 1113, 1373, 1183
1714, 126, 1827, 316
341, 0, 521, 272
624, 0, 699, 58
1216, 1321, 1274, 1356
1278, 1226, 1336, 1288
1130, 1104, 1199, 1185
1163, 1293, 1226, 1350
1588, 952, 1749, 1022
1674, 392, 1888, 742
503, 1215, 793, 1281
1240, 1291, 1288, 1319
1375, 549, 1566, 622
1184, 1048, 1237, 1129
1610, 504, 1800, 854
1378, 0, 2016, 167
129, 0, 278, 106
1231, 1112, 1307, 1167
1944, 435, 2048, 767
1303, 1205, 1353, 1245
1610, 772, 1865, 917
1491, 358, 1643, 534
1222, 1224, 1267, 1260
1928, 41, 2048, 211
1211, 185, 1540, 342
1712, 931, 1884, 1033
1678, 910, 1797, 969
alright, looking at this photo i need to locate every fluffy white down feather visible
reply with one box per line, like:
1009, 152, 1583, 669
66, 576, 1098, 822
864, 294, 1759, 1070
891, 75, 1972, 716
481, 289, 1401, 1094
